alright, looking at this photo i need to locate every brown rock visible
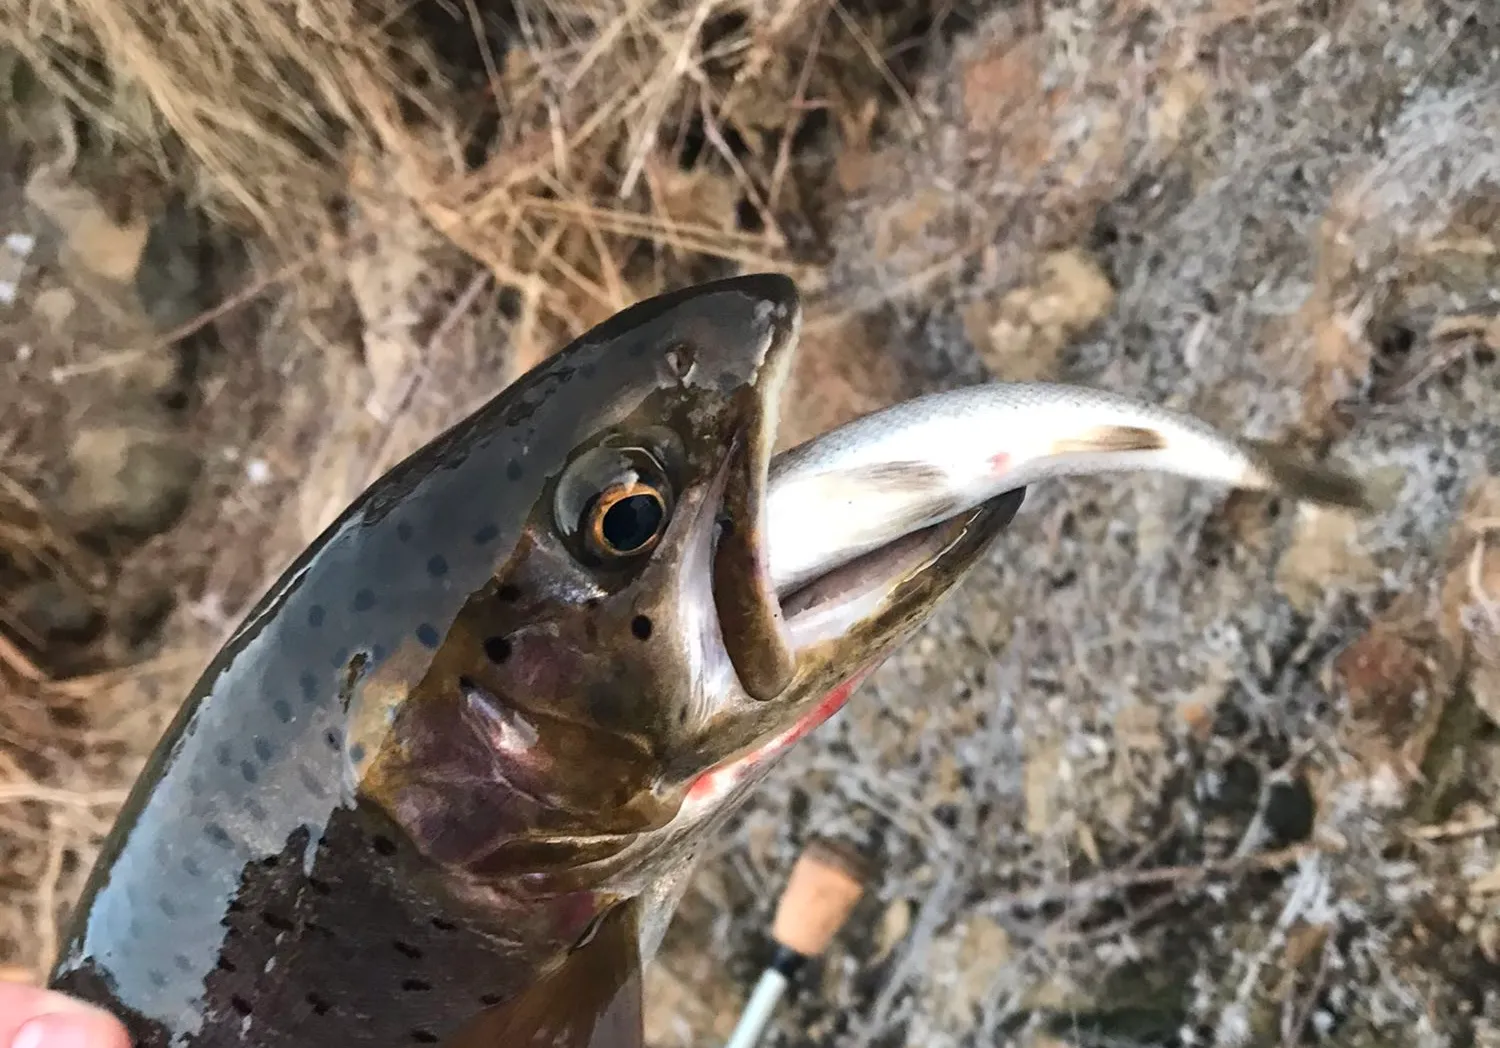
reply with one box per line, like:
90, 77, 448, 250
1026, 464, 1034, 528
775, 311, 910, 451
1332, 617, 1438, 785
60, 407, 202, 538
1275, 504, 1379, 612
964, 248, 1115, 381
24, 168, 149, 285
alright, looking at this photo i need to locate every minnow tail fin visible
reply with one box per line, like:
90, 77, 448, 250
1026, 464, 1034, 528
1050, 425, 1169, 457
1241, 440, 1377, 512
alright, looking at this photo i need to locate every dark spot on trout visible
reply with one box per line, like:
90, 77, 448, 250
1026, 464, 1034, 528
240, 761, 259, 784
306, 992, 331, 1016
174, 954, 193, 973
158, 896, 178, 918
299, 765, 328, 798
260, 855, 279, 869
261, 910, 296, 932
324, 728, 342, 750
371, 643, 387, 662
411, 1031, 439, 1044
371, 834, 397, 856
273, 698, 293, 723
227, 899, 245, 914
215, 742, 232, 767
473, 523, 499, 545
300, 671, 319, 702
430, 916, 457, 932
350, 742, 367, 763
181, 855, 201, 876
479, 993, 504, 1007
402, 978, 432, 992
255, 737, 274, 762
393, 940, 423, 959
245, 798, 269, 822
216, 957, 236, 974
506, 458, 523, 481
148, 970, 167, 989
204, 824, 233, 849
427, 554, 448, 578
631, 614, 653, 640
396, 521, 413, 543
230, 994, 253, 1017
308, 604, 326, 628
416, 623, 440, 648
353, 588, 377, 612
307, 877, 332, 896
483, 635, 512, 664
497, 584, 521, 602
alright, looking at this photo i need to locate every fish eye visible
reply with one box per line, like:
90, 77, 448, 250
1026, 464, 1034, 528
584, 482, 668, 559
554, 439, 676, 564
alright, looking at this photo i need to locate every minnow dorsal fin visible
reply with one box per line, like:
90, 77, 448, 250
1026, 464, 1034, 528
1050, 425, 1168, 456
442, 901, 644, 1048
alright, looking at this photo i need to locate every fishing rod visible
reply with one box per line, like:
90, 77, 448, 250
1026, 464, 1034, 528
723, 838, 871, 1048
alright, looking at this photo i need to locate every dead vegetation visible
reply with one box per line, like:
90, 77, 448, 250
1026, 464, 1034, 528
1, 0, 1500, 1045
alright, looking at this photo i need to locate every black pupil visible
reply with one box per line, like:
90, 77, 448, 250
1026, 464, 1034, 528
600, 493, 663, 553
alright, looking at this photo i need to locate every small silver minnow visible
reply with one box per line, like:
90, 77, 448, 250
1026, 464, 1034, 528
766, 381, 1378, 594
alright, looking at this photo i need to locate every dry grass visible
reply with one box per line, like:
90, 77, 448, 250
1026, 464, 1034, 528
2, 0, 909, 363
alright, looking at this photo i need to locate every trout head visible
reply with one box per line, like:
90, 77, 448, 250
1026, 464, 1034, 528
354, 274, 1020, 900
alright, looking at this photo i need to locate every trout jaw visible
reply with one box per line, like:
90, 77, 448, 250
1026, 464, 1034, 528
555, 489, 1026, 907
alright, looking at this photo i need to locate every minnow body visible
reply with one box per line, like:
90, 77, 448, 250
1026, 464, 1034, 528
47, 276, 1026, 1048
766, 382, 1375, 594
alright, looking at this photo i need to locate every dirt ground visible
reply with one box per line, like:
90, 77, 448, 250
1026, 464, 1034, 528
2, 0, 1499, 1045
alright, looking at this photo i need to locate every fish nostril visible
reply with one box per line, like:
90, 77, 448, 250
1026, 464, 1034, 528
631, 615, 653, 640
371, 834, 397, 856
483, 636, 512, 664
497, 584, 522, 602
306, 992, 331, 1016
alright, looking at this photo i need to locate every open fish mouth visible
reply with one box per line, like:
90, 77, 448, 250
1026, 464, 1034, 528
474, 276, 1028, 890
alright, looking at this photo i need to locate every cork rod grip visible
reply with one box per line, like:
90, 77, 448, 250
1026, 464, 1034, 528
769, 839, 870, 958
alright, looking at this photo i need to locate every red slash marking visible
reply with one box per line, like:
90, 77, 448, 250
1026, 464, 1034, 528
988, 451, 1011, 475
684, 668, 873, 801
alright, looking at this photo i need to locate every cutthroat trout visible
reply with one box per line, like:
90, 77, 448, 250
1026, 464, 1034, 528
48, 275, 1028, 1048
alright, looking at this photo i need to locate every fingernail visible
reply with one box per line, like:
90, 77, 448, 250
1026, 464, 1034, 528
12, 1013, 100, 1048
